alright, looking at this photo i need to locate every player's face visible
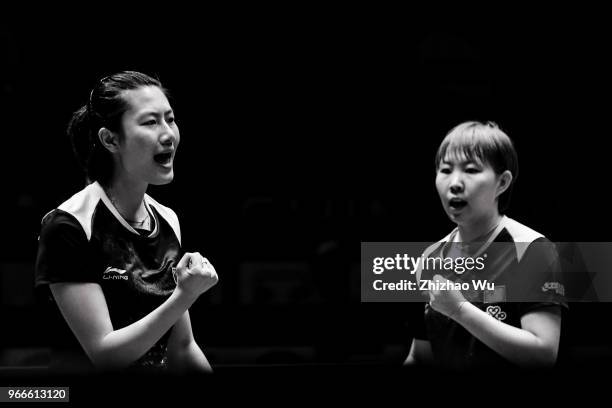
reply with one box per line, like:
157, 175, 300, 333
436, 154, 502, 227
114, 86, 180, 186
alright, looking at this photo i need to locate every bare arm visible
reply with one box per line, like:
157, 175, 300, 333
51, 282, 197, 369
50, 252, 218, 370
429, 274, 561, 367
454, 303, 561, 367
167, 311, 212, 373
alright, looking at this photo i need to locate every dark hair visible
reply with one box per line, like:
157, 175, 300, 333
435, 121, 519, 213
68, 71, 167, 185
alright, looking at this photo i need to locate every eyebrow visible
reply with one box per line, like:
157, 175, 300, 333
441, 159, 481, 166
137, 109, 174, 118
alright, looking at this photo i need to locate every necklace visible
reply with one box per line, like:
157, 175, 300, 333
451, 216, 505, 260
456, 216, 504, 244
105, 187, 151, 229
127, 213, 150, 228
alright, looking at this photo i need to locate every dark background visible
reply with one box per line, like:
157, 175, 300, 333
1, 14, 611, 376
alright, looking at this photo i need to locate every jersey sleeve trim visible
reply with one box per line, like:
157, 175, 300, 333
55, 182, 102, 242
503, 217, 546, 262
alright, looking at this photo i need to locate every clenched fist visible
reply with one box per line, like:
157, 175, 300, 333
428, 274, 467, 320
172, 252, 219, 299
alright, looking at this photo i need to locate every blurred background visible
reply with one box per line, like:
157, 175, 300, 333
1, 13, 611, 373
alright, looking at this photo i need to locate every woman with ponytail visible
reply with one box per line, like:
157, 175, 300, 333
35, 71, 218, 373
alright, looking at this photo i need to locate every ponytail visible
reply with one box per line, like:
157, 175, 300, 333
67, 104, 113, 185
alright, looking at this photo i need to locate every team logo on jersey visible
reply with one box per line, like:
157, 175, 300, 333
103, 267, 128, 280
542, 282, 565, 296
483, 285, 506, 304
486, 305, 507, 321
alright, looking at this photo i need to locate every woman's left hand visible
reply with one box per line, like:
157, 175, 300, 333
428, 274, 468, 320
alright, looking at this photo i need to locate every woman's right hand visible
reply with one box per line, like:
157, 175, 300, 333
173, 252, 219, 300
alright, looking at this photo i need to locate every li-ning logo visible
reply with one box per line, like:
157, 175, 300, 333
486, 305, 507, 321
103, 267, 128, 280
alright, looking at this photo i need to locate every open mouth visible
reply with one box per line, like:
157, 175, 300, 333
154, 152, 173, 166
449, 197, 468, 210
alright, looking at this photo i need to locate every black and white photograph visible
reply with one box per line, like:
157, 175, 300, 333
1, 12, 611, 404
